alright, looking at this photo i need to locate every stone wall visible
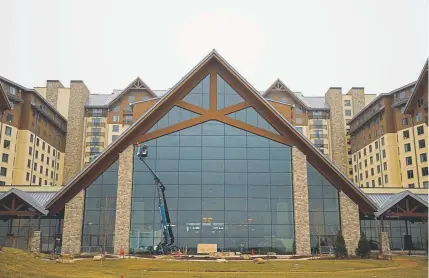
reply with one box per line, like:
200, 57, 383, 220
292, 147, 311, 255
379, 231, 391, 256
46, 80, 64, 109
30, 231, 41, 252
61, 191, 85, 254
339, 191, 360, 255
63, 81, 89, 183
113, 145, 134, 254
325, 88, 347, 173
349, 88, 366, 115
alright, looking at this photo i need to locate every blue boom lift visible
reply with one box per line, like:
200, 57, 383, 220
137, 144, 176, 254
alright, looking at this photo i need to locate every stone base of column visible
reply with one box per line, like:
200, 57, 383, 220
378, 232, 392, 259
30, 231, 41, 252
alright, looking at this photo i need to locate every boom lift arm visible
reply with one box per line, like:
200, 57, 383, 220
137, 144, 175, 253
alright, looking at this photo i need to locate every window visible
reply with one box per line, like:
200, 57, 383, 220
296, 127, 303, 133
422, 167, 428, 177
296, 108, 302, 114
56, 173, 58, 181
47, 157, 50, 165
359, 162, 362, 170
41, 154, 44, 162
371, 180, 375, 187
366, 182, 369, 187
382, 149, 386, 158
424, 181, 429, 188
360, 173, 363, 180
40, 166, 43, 174
408, 183, 415, 188
404, 143, 411, 152
5, 126, 11, 136
405, 157, 412, 165
417, 98, 424, 107
365, 171, 368, 178
375, 140, 379, 150
113, 115, 120, 122
376, 153, 379, 161
358, 152, 361, 159
0, 167, 7, 176
48, 145, 50, 153
9, 86, 15, 95
344, 100, 351, 106
56, 163, 59, 170
6, 114, 13, 122
112, 135, 118, 142
381, 137, 385, 146
33, 163, 37, 171
402, 118, 408, 126
27, 159, 31, 168
407, 170, 414, 179
30, 134, 34, 142
369, 145, 373, 153
26, 172, 30, 181
383, 162, 387, 171
385, 175, 388, 183
42, 142, 45, 150
44, 180, 47, 186
398, 91, 405, 100
345, 110, 352, 116
420, 153, 427, 162
32, 175, 36, 184
1, 154, 8, 163
419, 139, 425, 149
39, 178, 42, 186
296, 118, 303, 124
53, 149, 56, 156
112, 125, 119, 132
3, 140, 10, 149
417, 126, 424, 135
403, 130, 410, 139
36, 138, 40, 147
35, 150, 39, 159
129, 95, 135, 103
416, 113, 423, 122
112, 106, 120, 112
370, 156, 373, 164
377, 165, 380, 173
364, 160, 367, 167
363, 148, 367, 156
29, 146, 33, 155
378, 177, 382, 186
370, 168, 374, 176
45, 169, 48, 177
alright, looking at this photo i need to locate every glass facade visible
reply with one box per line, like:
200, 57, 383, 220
182, 74, 210, 109
130, 121, 294, 254
81, 160, 119, 253
360, 217, 428, 250
307, 163, 341, 252
217, 74, 244, 110
0, 217, 63, 253
148, 106, 200, 133
227, 107, 280, 135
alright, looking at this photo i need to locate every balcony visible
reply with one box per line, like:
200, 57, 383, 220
86, 152, 101, 156
124, 120, 134, 125
314, 143, 328, 149
308, 114, 329, 120
87, 122, 105, 127
310, 134, 328, 139
86, 142, 104, 147
86, 132, 105, 136
309, 124, 327, 129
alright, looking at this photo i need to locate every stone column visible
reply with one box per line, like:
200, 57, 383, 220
63, 81, 90, 183
325, 88, 347, 174
378, 231, 391, 258
339, 191, 360, 255
113, 145, 134, 254
30, 231, 41, 252
292, 147, 311, 255
61, 191, 85, 255
46, 80, 64, 109
348, 87, 366, 115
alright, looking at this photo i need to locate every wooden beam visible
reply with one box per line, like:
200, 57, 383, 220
384, 212, 427, 217
218, 101, 251, 115
11, 196, 15, 210
175, 100, 208, 115
0, 210, 38, 216
410, 204, 421, 213
1, 204, 10, 211
210, 71, 217, 111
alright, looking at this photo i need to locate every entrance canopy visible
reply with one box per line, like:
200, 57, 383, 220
0, 188, 56, 216
368, 191, 428, 218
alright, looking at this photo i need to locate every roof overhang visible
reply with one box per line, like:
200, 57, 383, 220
46, 50, 378, 213
0, 188, 48, 215
374, 190, 428, 217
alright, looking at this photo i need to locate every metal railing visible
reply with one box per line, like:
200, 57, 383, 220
86, 132, 105, 136
309, 124, 327, 129
314, 144, 328, 149
85, 152, 101, 156
86, 142, 104, 147
87, 122, 105, 127
124, 120, 134, 125
310, 134, 328, 139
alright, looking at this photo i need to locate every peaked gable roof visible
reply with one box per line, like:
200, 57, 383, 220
47, 50, 377, 213
374, 190, 428, 217
107, 77, 157, 106
404, 59, 428, 114
0, 188, 48, 215
263, 79, 309, 109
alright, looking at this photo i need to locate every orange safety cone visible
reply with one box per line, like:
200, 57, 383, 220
251, 249, 255, 256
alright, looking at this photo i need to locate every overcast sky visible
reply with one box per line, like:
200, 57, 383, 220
1, 0, 427, 96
